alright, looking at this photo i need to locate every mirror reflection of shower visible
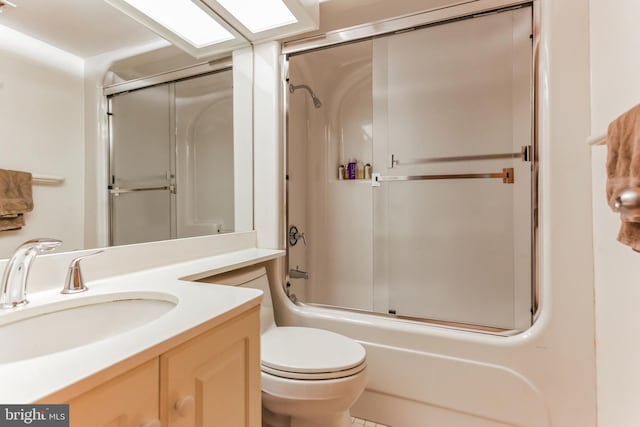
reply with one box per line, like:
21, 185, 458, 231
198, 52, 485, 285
108, 70, 235, 246
289, 82, 322, 108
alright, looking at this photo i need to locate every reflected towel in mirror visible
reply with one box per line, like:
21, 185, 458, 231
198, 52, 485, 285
0, 169, 33, 231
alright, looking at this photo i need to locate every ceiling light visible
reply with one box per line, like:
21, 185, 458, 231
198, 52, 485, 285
215, 0, 297, 33
117, 0, 233, 47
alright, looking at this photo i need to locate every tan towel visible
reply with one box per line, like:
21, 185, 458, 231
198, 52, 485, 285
606, 103, 640, 250
0, 169, 33, 231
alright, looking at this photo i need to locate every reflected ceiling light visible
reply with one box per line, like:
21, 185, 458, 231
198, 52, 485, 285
106, 0, 318, 58
116, 0, 233, 47
215, 0, 297, 33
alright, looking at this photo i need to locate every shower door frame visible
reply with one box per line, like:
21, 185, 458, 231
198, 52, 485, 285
281, 0, 540, 334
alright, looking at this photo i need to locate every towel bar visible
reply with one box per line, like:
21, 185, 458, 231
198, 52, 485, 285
109, 185, 173, 195
32, 174, 65, 185
614, 188, 640, 213
587, 132, 607, 146
391, 146, 530, 168
371, 167, 515, 186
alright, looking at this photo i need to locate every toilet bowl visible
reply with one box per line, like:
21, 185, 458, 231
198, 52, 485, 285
261, 326, 367, 427
199, 265, 367, 427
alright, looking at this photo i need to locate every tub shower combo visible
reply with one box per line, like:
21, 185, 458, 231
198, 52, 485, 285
285, 4, 536, 332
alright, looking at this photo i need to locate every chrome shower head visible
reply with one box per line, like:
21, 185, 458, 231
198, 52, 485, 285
289, 83, 322, 109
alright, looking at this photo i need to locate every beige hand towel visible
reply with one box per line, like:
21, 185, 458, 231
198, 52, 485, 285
606, 103, 640, 250
0, 169, 33, 231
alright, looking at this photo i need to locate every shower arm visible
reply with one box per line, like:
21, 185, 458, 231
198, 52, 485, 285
289, 83, 313, 95
288, 83, 322, 108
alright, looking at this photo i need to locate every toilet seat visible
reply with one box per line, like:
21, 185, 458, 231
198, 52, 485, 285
261, 327, 366, 380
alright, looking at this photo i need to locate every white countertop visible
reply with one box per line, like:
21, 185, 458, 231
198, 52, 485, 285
0, 247, 284, 403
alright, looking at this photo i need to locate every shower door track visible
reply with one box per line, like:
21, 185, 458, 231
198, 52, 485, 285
282, 0, 533, 55
103, 58, 232, 96
300, 302, 515, 336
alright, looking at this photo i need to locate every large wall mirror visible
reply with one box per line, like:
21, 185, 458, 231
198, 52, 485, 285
0, 0, 253, 258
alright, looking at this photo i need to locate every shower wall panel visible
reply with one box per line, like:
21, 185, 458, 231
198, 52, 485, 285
175, 71, 235, 237
288, 42, 375, 310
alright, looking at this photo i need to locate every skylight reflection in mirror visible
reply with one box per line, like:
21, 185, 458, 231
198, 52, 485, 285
216, 0, 298, 33
121, 0, 234, 47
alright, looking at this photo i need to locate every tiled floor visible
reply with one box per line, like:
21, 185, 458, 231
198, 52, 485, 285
351, 417, 390, 427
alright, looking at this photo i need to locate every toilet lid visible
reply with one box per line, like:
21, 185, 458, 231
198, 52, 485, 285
261, 327, 366, 379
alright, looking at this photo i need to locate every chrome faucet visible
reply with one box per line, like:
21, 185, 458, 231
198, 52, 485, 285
0, 238, 62, 308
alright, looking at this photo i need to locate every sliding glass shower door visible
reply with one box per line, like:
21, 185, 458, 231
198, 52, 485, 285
371, 6, 533, 329
285, 4, 535, 331
109, 84, 174, 246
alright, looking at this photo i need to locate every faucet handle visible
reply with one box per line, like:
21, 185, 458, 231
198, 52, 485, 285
61, 250, 103, 294
288, 225, 307, 246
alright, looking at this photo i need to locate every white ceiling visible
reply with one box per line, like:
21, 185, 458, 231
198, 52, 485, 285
0, 0, 438, 60
0, 0, 163, 58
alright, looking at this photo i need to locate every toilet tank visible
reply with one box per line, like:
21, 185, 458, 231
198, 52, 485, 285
196, 265, 275, 333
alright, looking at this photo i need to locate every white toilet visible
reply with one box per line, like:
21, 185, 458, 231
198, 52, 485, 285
203, 265, 367, 427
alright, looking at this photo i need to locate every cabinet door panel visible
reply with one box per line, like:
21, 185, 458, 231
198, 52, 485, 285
161, 308, 260, 427
68, 359, 159, 427
196, 339, 247, 425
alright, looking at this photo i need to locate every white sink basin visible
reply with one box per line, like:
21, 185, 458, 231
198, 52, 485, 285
0, 292, 177, 364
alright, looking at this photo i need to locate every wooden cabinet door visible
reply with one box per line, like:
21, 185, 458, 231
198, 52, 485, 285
161, 308, 261, 427
68, 359, 159, 427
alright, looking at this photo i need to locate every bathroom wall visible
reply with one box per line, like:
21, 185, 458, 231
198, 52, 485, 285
0, 25, 85, 256
255, 0, 597, 424
589, 0, 640, 425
